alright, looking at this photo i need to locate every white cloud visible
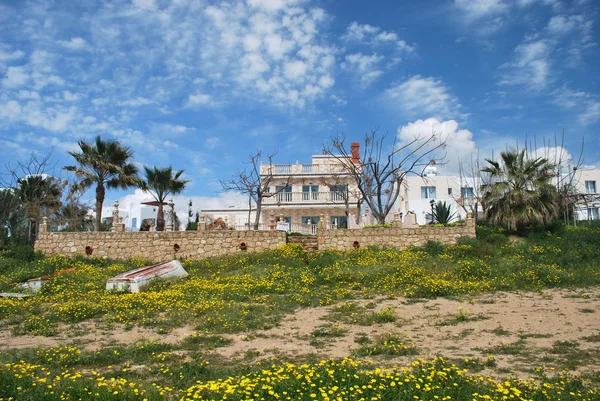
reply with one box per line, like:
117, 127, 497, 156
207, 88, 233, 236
342, 22, 380, 42
384, 75, 465, 119
2, 66, 29, 88
118, 97, 153, 107
397, 118, 476, 174
552, 86, 600, 126
342, 21, 416, 54
341, 53, 384, 87
0, 48, 25, 63
62, 90, 80, 102
57, 37, 88, 51
186, 92, 213, 107
454, 0, 509, 18
499, 39, 551, 90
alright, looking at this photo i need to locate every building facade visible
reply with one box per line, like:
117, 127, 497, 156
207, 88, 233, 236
394, 166, 478, 225
572, 168, 600, 221
260, 144, 362, 231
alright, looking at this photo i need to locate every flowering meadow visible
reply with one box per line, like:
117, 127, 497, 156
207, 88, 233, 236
1, 224, 600, 400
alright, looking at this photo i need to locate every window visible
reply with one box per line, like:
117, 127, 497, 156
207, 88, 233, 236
302, 185, 319, 200
585, 181, 597, 194
330, 216, 348, 228
421, 186, 436, 199
588, 208, 599, 220
276, 185, 292, 202
301, 216, 320, 224
330, 184, 347, 201
461, 187, 474, 199
131, 217, 137, 228
448, 188, 452, 195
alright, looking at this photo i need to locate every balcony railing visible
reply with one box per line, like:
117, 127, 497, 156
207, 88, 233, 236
263, 191, 353, 205
263, 163, 350, 175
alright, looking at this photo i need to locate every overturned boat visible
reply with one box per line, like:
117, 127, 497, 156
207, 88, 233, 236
106, 260, 188, 293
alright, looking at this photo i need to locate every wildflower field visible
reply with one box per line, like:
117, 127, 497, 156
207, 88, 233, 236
1, 224, 600, 400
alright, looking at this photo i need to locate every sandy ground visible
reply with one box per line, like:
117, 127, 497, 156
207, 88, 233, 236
1, 287, 599, 376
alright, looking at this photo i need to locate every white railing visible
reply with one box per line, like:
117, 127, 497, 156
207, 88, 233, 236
264, 191, 352, 205
262, 163, 351, 175
289, 223, 318, 235
233, 224, 271, 231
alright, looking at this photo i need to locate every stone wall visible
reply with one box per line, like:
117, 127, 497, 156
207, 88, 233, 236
35, 230, 287, 262
317, 219, 475, 251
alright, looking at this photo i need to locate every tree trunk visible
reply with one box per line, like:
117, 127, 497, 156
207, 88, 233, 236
376, 214, 386, 224
95, 183, 105, 232
157, 204, 165, 231
254, 199, 262, 230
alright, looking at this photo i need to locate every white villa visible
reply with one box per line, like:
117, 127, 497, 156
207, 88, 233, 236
259, 143, 362, 231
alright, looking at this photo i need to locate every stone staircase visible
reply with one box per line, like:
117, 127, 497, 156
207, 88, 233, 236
287, 235, 319, 252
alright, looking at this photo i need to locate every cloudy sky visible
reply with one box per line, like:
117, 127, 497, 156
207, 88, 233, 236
1, 0, 599, 212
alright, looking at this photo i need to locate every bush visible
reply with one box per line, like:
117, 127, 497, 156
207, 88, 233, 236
363, 224, 393, 228
0, 245, 42, 262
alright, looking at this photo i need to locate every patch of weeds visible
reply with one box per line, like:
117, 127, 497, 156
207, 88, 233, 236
372, 307, 397, 323
354, 333, 371, 345
437, 308, 489, 326
477, 299, 496, 304
325, 303, 396, 326
484, 339, 528, 355
311, 324, 348, 338
451, 356, 497, 372
578, 308, 595, 314
581, 334, 600, 343
550, 340, 580, 354
352, 333, 418, 358
488, 326, 511, 336
457, 328, 474, 339
181, 334, 233, 350
518, 332, 553, 339
12, 315, 58, 337
402, 298, 428, 305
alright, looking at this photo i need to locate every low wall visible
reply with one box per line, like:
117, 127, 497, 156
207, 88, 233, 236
317, 220, 475, 251
35, 230, 287, 262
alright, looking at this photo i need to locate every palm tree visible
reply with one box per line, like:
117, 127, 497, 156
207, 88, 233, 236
141, 166, 190, 231
17, 175, 63, 242
481, 149, 558, 231
64, 136, 139, 231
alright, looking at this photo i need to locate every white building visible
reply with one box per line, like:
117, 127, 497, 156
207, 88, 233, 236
100, 203, 160, 231
572, 168, 600, 221
201, 207, 257, 229
393, 166, 478, 225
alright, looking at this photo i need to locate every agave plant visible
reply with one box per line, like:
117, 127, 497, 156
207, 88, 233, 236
432, 201, 456, 225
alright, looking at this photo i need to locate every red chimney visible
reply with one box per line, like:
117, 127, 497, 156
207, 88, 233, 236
351, 142, 360, 164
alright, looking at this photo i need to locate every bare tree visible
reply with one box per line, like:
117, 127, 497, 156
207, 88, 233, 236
221, 151, 290, 230
324, 130, 446, 224
455, 151, 487, 221
319, 177, 364, 226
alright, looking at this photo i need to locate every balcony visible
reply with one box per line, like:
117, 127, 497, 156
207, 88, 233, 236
263, 191, 352, 205
262, 163, 350, 176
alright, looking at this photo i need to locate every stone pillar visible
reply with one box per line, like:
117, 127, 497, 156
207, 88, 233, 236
166, 198, 175, 232
392, 212, 403, 228
269, 210, 275, 230
198, 215, 207, 231
466, 212, 475, 228
39, 216, 48, 233
114, 216, 125, 232
404, 212, 416, 228
111, 201, 119, 232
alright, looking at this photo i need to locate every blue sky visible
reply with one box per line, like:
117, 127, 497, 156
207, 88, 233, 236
1, 0, 599, 211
